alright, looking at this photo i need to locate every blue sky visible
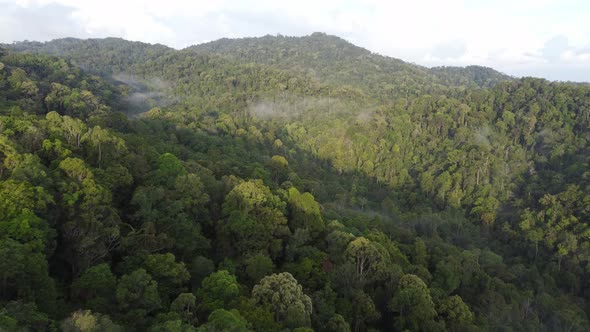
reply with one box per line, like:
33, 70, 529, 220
1, 0, 589, 82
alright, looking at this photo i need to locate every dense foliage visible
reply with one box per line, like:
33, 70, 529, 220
0, 33, 589, 331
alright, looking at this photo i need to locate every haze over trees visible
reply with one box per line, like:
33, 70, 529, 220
0, 33, 589, 331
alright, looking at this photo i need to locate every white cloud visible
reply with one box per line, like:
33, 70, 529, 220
561, 50, 590, 63
0, 0, 589, 81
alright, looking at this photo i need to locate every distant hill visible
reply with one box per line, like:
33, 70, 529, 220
6, 33, 513, 99
6, 37, 173, 75
189, 32, 513, 94
430, 65, 513, 88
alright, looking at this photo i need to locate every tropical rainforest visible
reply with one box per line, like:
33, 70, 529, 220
0, 32, 589, 331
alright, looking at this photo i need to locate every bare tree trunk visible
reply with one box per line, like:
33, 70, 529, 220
98, 143, 102, 168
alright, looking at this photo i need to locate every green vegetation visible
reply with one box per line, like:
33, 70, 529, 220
0, 33, 589, 331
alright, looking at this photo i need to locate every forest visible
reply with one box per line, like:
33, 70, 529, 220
0, 32, 589, 331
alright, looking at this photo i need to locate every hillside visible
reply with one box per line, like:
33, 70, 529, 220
190, 33, 512, 92
8, 33, 512, 97
7, 37, 173, 75
430, 65, 513, 88
0, 34, 589, 331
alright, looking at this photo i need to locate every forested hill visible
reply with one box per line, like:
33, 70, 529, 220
6, 37, 173, 75
7, 33, 511, 96
189, 33, 512, 91
430, 65, 513, 88
0, 34, 589, 332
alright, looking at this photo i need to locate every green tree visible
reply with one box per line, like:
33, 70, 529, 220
152, 153, 187, 186
170, 293, 198, 325
189, 256, 215, 291
0, 301, 50, 331
244, 253, 274, 284
116, 269, 161, 316
326, 314, 351, 332
197, 270, 240, 314
288, 187, 325, 238
44, 83, 71, 114
389, 274, 437, 331
252, 272, 312, 328
345, 237, 388, 282
350, 290, 380, 332
0, 179, 53, 253
197, 309, 251, 332
471, 194, 500, 226
221, 180, 290, 257
268, 155, 289, 183
144, 253, 190, 303
83, 126, 125, 168
71, 263, 116, 313
57, 157, 120, 275
413, 238, 429, 267
437, 295, 474, 331
0, 239, 57, 313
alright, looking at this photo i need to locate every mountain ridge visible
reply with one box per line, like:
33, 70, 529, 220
5, 33, 512, 91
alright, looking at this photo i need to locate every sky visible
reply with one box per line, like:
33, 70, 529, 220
1, 0, 589, 82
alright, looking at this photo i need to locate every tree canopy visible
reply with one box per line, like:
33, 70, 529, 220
0, 34, 589, 331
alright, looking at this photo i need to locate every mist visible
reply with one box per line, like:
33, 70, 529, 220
113, 73, 174, 113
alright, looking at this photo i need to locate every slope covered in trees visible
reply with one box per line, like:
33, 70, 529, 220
8, 33, 511, 98
0, 34, 589, 331
7, 37, 173, 75
193, 33, 512, 92
430, 65, 513, 88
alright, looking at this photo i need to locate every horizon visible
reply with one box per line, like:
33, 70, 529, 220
6, 33, 588, 84
1, 0, 589, 83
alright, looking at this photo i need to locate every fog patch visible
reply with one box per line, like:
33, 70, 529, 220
248, 95, 360, 122
536, 128, 558, 152
473, 126, 492, 149
355, 110, 374, 123
113, 73, 171, 91
113, 73, 174, 113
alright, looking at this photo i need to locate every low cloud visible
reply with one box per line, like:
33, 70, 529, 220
112, 73, 174, 112
248, 96, 353, 122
